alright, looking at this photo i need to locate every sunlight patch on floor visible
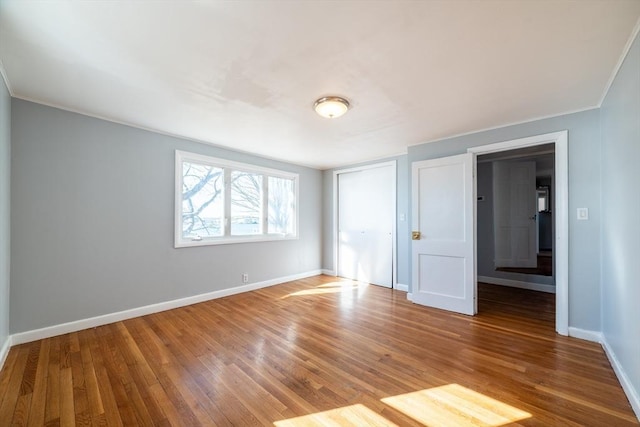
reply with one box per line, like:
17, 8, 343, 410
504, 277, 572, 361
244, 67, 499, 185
281, 281, 367, 299
316, 281, 363, 289
381, 384, 531, 427
274, 404, 397, 427
274, 384, 531, 426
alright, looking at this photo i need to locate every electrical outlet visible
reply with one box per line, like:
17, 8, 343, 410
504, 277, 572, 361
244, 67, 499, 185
242, 273, 249, 283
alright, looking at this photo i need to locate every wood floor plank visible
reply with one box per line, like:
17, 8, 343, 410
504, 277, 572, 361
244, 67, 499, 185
0, 342, 20, 410
44, 336, 61, 425
76, 330, 104, 421
11, 392, 32, 426
0, 276, 637, 426
0, 346, 30, 423
84, 328, 123, 427
58, 368, 74, 427
26, 339, 50, 427
95, 325, 149, 426
123, 319, 203, 426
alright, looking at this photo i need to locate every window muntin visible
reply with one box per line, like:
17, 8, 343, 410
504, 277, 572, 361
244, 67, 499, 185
175, 151, 298, 247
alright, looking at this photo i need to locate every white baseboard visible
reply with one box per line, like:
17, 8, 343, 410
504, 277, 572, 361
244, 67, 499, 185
0, 335, 11, 372
321, 269, 337, 276
395, 283, 408, 292
602, 337, 640, 421
11, 270, 323, 345
477, 275, 556, 293
407, 292, 414, 302
568, 327, 603, 343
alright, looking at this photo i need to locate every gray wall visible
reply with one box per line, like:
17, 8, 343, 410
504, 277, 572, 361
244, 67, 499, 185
477, 162, 494, 280
10, 99, 322, 333
600, 30, 640, 409
0, 77, 10, 352
322, 155, 410, 287
408, 108, 602, 331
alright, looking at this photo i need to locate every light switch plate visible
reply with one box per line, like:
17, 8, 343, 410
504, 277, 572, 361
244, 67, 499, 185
577, 208, 589, 220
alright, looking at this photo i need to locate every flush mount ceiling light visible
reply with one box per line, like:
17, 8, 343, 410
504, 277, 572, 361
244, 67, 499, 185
313, 96, 350, 119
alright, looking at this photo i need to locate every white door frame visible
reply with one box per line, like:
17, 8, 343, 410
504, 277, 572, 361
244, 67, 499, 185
468, 130, 568, 335
332, 161, 398, 288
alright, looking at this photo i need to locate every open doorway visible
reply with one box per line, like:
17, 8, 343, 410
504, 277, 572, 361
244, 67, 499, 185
477, 144, 555, 290
468, 131, 568, 335
409, 131, 567, 334
476, 144, 556, 324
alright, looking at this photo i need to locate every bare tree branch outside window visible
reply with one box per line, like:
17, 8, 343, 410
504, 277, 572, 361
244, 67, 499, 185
231, 171, 262, 235
268, 176, 295, 234
182, 162, 224, 238
180, 156, 296, 241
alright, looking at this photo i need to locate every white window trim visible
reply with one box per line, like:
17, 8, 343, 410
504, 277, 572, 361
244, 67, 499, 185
175, 150, 299, 248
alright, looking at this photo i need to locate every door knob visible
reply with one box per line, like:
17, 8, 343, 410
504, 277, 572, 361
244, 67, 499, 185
412, 231, 421, 240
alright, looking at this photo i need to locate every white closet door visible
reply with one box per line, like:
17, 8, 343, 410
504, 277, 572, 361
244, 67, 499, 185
338, 165, 393, 288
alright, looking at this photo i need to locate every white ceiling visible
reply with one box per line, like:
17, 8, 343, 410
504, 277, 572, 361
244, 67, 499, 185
1, 1, 639, 170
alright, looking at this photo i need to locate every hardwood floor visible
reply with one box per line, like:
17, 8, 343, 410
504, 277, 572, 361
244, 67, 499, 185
0, 276, 636, 426
495, 253, 553, 276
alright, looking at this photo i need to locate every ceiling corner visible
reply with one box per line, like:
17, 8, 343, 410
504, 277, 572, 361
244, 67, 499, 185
597, 15, 640, 107
0, 59, 14, 96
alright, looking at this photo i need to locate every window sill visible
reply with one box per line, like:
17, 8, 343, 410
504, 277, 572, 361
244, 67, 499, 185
175, 234, 298, 248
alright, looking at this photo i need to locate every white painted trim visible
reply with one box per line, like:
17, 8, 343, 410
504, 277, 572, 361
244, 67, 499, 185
8, 95, 406, 172
10, 270, 322, 345
568, 327, 603, 343
599, 16, 640, 107
467, 131, 566, 155
407, 293, 414, 302
0, 61, 11, 374
174, 150, 300, 248
324, 151, 408, 172
476, 149, 555, 163
554, 132, 569, 336
322, 269, 337, 276
468, 130, 569, 336
477, 276, 555, 294
408, 290, 639, 420
602, 337, 640, 420
0, 59, 14, 96
332, 160, 398, 176
395, 283, 408, 292
332, 171, 339, 281
332, 161, 398, 288
0, 335, 12, 372
408, 108, 597, 149
176, 150, 300, 179
11, 94, 325, 170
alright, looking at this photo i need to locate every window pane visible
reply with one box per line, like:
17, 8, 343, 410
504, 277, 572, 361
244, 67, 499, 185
268, 176, 295, 235
182, 162, 224, 239
231, 171, 263, 235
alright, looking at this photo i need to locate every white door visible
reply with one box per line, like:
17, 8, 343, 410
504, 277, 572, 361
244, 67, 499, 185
411, 153, 476, 315
493, 161, 537, 268
338, 165, 393, 287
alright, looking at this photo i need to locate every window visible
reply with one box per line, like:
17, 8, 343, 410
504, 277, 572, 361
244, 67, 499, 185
537, 186, 550, 212
175, 150, 298, 247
